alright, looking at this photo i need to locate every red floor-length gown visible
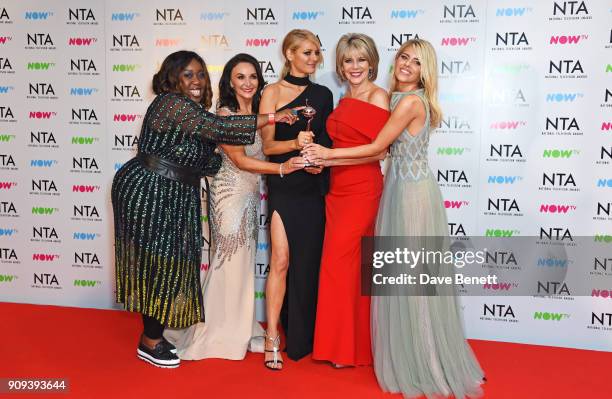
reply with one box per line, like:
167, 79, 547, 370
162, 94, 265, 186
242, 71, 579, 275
313, 98, 390, 366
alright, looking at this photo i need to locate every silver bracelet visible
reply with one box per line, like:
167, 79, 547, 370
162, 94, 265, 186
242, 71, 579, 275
279, 162, 284, 178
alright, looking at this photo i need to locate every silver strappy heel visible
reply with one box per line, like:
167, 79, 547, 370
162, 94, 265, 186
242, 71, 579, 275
263, 333, 284, 371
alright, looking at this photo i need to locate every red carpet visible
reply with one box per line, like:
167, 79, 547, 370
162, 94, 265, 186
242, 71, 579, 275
2, 302, 608, 398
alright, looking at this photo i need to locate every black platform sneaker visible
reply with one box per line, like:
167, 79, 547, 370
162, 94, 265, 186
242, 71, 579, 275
137, 341, 180, 368
160, 337, 177, 354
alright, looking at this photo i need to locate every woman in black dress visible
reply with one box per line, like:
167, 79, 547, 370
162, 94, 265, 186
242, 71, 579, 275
111, 50, 298, 369
259, 29, 333, 369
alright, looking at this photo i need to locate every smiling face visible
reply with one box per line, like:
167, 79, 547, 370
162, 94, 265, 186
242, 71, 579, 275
230, 62, 259, 103
393, 46, 422, 89
177, 58, 208, 102
288, 39, 320, 76
341, 49, 371, 86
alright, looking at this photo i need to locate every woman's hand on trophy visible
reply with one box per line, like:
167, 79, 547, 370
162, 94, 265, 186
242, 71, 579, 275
275, 107, 305, 125
282, 157, 307, 175
295, 131, 315, 149
304, 165, 323, 174
302, 143, 330, 164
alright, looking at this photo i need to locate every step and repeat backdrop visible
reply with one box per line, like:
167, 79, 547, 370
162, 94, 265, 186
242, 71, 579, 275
0, 0, 610, 351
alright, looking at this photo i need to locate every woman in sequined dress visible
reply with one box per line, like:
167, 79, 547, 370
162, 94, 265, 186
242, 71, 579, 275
111, 51, 299, 369
304, 40, 484, 398
259, 29, 333, 370
164, 54, 305, 360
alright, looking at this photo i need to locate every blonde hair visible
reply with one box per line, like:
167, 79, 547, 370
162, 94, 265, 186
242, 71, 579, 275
280, 29, 321, 78
390, 39, 442, 128
335, 33, 379, 82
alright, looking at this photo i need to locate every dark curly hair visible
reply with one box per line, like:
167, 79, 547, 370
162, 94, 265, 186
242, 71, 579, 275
217, 53, 266, 114
152, 50, 213, 109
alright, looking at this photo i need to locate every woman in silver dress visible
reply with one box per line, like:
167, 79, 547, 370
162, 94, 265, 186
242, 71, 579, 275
304, 39, 484, 399
165, 54, 305, 360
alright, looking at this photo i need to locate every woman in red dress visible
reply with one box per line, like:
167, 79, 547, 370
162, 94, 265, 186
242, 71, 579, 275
312, 33, 390, 367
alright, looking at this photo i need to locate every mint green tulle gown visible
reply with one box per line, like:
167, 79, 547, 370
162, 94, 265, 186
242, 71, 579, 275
371, 89, 484, 399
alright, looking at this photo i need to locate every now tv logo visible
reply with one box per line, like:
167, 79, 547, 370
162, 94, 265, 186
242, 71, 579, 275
25, 11, 53, 20
71, 136, 96, 144
441, 37, 475, 46
113, 114, 141, 122
601, 122, 611, 131
72, 185, 99, 193
0, 228, 16, 236
32, 207, 56, 215
74, 279, 99, 287
539, 204, 576, 213
542, 149, 578, 158
592, 289, 612, 299
29, 111, 56, 119
483, 282, 516, 291
155, 38, 182, 47
444, 200, 468, 209
32, 253, 59, 261
537, 257, 568, 267
496, 7, 532, 17
546, 92, 582, 102
200, 12, 228, 21
70, 87, 97, 96
549, 35, 588, 44
30, 159, 57, 167
73, 232, 98, 240
488, 175, 522, 184
490, 121, 526, 130
390, 9, 423, 19
0, 36, 12, 44
112, 64, 140, 72
111, 12, 140, 21
68, 37, 97, 46
0, 182, 16, 189
246, 38, 276, 47
292, 11, 323, 20
485, 229, 518, 237
533, 312, 568, 321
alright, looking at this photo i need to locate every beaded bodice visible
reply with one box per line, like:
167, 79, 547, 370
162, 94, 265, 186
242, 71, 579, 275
388, 89, 432, 182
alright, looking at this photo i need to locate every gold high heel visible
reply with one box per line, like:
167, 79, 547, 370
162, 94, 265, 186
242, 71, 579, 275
263, 333, 284, 371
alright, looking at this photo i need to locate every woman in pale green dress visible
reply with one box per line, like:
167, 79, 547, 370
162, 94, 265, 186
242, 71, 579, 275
303, 39, 484, 399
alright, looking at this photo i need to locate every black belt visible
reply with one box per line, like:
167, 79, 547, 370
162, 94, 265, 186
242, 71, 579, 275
137, 153, 201, 187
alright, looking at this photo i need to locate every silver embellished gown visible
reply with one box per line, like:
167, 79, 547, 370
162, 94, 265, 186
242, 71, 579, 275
371, 89, 484, 399
165, 129, 265, 360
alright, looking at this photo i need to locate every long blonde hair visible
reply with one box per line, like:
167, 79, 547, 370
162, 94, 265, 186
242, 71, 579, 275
280, 29, 321, 78
390, 39, 442, 128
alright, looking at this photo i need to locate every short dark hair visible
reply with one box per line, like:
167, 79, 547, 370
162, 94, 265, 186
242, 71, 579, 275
217, 53, 266, 114
152, 50, 213, 109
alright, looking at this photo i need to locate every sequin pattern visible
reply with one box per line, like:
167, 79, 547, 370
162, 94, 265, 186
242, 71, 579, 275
111, 92, 256, 328
210, 130, 263, 269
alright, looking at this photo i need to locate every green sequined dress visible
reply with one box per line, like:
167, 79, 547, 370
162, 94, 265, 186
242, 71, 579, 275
111, 92, 256, 328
